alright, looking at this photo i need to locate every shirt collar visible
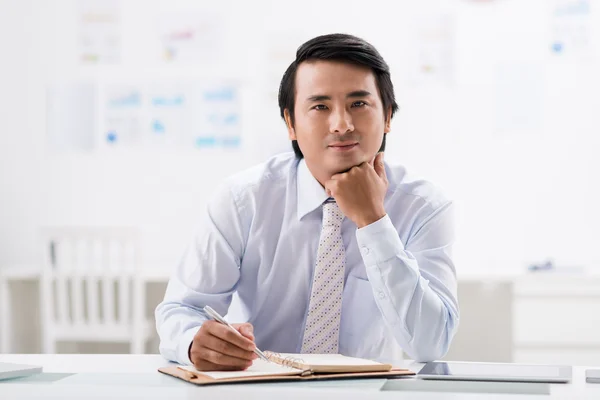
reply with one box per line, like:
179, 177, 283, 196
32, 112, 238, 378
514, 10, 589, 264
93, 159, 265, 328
296, 159, 329, 221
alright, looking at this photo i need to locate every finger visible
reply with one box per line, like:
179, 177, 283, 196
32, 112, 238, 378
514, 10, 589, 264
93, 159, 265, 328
324, 180, 338, 197
350, 164, 365, 174
196, 346, 253, 369
193, 359, 245, 372
203, 332, 257, 361
235, 323, 255, 341
205, 321, 256, 351
374, 152, 387, 181
190, 340, 251, 371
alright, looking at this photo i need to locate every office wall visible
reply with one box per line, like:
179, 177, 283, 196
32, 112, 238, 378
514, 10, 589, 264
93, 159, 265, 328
1, 0, 600, 276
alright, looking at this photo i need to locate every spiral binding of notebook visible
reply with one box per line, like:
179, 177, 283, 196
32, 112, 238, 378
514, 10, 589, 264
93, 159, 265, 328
265, 351, 307, 370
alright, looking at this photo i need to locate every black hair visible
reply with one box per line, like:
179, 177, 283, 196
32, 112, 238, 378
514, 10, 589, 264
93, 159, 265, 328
278, 33, 398, 158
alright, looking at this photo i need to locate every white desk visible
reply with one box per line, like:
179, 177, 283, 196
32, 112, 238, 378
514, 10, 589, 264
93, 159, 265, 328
0, 355, 599, 399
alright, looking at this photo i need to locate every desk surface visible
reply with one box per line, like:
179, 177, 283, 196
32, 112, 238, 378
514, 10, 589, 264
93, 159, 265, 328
0, 354, 599, 399
0, 354, 173, 373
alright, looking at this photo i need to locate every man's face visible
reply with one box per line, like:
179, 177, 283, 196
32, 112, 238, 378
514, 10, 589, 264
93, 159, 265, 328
285, 60, 391, 180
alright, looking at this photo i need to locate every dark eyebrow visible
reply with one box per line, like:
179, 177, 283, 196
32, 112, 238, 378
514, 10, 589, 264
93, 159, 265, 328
306, 95, 330, 102
347, 90, 372, 98
306, 90, 372, 103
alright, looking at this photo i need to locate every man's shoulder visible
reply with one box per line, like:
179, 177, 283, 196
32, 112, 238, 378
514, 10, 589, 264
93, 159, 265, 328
386, 163, 450, 211
223, 152, 298, 198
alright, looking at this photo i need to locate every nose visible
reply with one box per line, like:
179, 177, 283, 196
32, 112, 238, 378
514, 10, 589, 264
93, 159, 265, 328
329, 108, 354, 134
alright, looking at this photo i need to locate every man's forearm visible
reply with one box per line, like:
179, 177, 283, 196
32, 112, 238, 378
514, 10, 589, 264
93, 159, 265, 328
356, 210, 459, 361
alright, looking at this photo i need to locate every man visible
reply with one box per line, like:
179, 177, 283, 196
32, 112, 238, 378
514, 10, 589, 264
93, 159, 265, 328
155, 33, 459, 371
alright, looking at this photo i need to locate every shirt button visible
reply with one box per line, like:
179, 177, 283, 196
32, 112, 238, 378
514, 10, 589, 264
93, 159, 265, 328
378, 291, 386, 299
361, 247, 370, 255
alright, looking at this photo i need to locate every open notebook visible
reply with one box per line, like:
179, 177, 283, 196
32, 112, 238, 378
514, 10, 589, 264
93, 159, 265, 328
158, 352, 414, 385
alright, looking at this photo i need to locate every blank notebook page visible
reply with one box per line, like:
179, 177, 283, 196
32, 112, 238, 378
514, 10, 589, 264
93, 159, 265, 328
276, 354, 384, 367
180, 359, 299, 380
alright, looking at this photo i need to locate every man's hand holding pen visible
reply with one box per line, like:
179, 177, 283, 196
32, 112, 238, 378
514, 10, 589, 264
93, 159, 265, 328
189, 321, 258, 371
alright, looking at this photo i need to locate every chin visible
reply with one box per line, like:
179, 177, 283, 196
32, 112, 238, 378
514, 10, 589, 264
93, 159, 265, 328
328, 156, 364, 174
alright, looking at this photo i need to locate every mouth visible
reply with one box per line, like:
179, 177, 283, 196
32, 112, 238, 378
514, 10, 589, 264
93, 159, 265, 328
328, 142, 359, 152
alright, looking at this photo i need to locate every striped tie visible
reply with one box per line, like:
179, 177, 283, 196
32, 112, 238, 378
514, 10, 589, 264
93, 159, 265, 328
301, 201, 346, 354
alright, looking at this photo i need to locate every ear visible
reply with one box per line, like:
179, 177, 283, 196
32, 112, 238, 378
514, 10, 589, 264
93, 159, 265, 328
284, 109, 297, 140
384, 106, 392, 133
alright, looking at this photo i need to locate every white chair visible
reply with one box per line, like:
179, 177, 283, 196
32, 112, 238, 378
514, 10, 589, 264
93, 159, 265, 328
39, 227, 152, 354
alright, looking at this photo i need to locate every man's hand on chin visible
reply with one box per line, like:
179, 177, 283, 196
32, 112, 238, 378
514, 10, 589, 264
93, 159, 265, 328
325, 152, 388, 228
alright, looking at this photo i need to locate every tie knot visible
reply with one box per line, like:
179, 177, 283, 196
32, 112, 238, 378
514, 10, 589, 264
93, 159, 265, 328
322, 201, 344, 228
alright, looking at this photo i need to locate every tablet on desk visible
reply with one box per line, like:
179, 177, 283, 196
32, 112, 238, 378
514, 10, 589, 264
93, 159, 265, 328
417, 362, 572, 384
586, 369, 600, 383
0, 362, 43, 381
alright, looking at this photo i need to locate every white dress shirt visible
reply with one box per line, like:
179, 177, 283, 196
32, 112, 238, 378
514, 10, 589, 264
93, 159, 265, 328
155, 152, 459, 365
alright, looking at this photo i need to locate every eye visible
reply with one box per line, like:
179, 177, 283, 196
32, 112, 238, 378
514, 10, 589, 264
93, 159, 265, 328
312, 104, 328, 110
351, 101, 367, 107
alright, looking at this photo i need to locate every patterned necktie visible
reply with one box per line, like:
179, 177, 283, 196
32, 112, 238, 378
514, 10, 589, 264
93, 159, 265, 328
301, 201, 346, 354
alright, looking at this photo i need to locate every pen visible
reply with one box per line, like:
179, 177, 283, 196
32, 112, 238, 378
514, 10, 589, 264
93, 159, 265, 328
203, 305, 270, 362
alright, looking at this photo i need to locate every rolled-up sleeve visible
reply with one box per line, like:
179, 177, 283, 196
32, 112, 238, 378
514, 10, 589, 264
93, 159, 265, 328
355, 201, 459, 362
155, 183, 245, 365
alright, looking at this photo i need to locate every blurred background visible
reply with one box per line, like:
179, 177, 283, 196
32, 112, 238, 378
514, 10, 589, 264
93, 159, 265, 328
0, 0, 599, 365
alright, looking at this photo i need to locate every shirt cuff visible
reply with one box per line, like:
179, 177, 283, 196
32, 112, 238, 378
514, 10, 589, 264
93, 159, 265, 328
177, 326, 201, 366
355, 214, 405, 266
